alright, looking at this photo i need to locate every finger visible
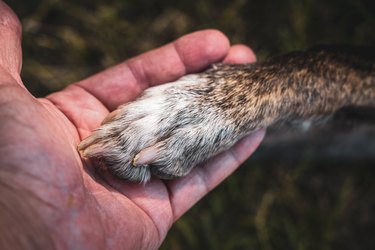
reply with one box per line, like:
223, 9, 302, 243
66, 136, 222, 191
48, 30, 231, 136
75, 29, 230, 110
223, 44, 257, 64
168, 129, 266, 220
0, 1, 22, 84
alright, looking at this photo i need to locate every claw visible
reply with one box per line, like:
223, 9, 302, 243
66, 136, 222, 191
78, 135, 97, 152
101, 109, 121, 125
132, 142, 163, 167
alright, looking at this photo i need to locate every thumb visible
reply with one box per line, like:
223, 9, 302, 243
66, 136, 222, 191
0, 1, 23, 85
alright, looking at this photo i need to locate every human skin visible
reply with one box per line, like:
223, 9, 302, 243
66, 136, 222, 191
0, 1, 265, 249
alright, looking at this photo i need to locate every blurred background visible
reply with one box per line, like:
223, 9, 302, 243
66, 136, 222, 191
8, 0, 375, 249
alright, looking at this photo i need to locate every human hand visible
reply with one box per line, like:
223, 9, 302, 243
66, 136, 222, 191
0, 2, 265, 249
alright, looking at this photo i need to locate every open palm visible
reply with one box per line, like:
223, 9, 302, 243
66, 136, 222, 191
0, 2, 265, 249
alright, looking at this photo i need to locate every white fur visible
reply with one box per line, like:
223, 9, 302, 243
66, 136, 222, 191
79, 73, 235, 182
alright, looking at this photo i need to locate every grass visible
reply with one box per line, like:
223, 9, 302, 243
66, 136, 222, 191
8, 0, 375, 249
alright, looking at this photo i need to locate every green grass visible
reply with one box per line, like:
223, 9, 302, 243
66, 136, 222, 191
9, 1, 375, 249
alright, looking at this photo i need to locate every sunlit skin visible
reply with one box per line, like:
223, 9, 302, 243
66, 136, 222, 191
0, 1, 265, 249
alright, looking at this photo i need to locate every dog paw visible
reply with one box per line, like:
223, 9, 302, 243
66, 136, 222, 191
78, 74, 241, 183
